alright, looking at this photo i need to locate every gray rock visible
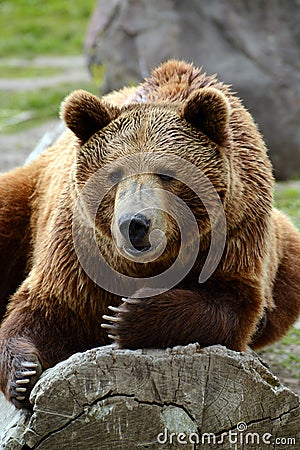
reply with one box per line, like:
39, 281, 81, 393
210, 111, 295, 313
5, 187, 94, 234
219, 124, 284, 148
25, 121, 66, 165
85, 0, 300, 180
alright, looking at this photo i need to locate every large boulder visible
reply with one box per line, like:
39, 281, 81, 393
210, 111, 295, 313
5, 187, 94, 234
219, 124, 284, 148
85, 0, 300, 180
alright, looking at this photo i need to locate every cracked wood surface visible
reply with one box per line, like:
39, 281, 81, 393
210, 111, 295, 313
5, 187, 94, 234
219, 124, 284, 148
0, 344, 299, 449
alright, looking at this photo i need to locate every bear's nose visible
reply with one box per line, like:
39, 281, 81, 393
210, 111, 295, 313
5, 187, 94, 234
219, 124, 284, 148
118, 213, 151, 250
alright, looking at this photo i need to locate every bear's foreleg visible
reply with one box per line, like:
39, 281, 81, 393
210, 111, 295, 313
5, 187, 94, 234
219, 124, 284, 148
0, 166, 37, 322
102, 282, 263, 352
251, 213, 300, 349
0, 294, 49, 409
0, 334, 42, 409
0, 284, 80, 409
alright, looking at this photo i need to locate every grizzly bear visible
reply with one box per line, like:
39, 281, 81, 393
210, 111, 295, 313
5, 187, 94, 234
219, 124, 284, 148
0, 60, 300, 409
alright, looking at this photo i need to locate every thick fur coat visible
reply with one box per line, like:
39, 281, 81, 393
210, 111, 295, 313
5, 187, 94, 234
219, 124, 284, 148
0, 60, 299, 409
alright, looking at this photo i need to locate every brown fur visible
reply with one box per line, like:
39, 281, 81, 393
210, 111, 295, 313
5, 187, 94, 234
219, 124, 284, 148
0, 60, 299, 409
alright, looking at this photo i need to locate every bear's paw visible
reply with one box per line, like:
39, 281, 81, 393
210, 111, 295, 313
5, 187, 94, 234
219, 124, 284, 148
9, 353, 42, 409
102, 289, 184, 350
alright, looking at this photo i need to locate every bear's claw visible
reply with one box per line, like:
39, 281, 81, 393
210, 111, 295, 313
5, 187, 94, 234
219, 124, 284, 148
9, 355, 42, 409
102, 305, 128, 343
102, 290, 169, 348
102, 314, 122, 323
102, 314, 122, 341
101, 297, 150, 348
108, 334, 121, 341
121, 298, 140, 305
101, 302, 131, 332
107, 305, 121, 313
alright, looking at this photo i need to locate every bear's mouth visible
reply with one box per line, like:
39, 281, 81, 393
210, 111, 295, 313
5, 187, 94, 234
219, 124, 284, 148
120, 238, 166, 263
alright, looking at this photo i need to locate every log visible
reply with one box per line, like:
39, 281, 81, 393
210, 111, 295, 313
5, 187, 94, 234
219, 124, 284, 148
0, 344, 299, 449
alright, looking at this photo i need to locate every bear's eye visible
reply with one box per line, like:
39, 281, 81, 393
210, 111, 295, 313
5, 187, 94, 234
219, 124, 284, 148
109, 169, 123, 184
158, 172, 175, 182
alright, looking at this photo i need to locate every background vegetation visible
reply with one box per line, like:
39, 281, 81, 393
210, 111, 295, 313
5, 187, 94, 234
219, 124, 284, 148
0, 0, 96, 133
0, 0, 95, 57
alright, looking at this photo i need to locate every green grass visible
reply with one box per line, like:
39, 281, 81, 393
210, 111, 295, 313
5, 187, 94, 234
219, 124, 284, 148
274, 185, 300, 229
281, 327, 300, 346
260, 327, 300, 377
0, 0, 96, 57
0, 0, 98, 133
0, 81, 96, 133
280, 328, 300, 375
0, 64, 61, 78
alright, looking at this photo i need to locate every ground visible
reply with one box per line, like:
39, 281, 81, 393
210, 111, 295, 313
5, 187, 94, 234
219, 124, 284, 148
0, 56, 94, 171
0, 0, 299, 396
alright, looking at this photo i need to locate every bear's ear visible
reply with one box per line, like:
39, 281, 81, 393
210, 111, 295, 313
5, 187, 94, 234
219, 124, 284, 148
181, 88, 230, 144
60, 90, 120, 144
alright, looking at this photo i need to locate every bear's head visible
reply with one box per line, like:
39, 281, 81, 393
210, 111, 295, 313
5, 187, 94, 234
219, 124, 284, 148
61, 88, 230, 277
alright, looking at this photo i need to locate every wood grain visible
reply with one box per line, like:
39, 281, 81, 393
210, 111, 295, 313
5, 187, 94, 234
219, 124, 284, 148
0, 344, 299, 449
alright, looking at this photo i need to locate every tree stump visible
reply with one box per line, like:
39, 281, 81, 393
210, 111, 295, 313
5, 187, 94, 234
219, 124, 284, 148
0, 344, 299, 449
